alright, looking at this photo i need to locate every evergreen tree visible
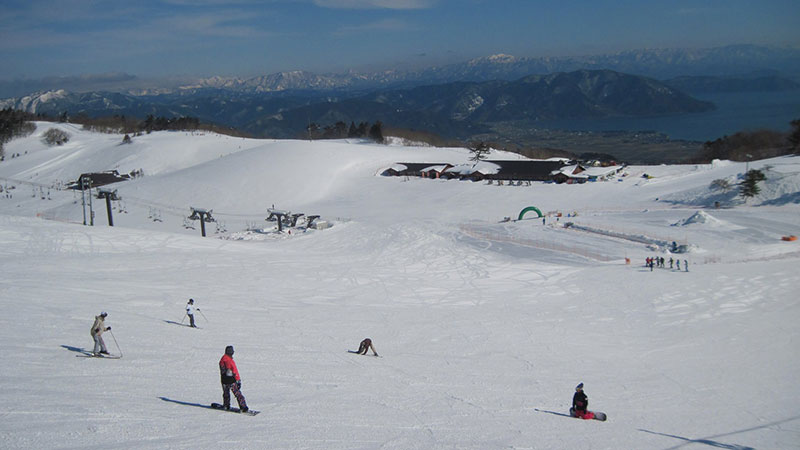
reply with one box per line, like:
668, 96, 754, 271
368, 121, 384, 143
356, 122, 369, 137
739, 169, 766, 200
789, 119, 800, 151
348, 121, 357, 138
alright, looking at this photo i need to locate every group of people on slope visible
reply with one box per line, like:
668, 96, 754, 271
646, 256, 689, 272
90, 300, 379, 413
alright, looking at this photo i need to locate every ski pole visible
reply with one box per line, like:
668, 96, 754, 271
180, 312, 187, 324
109, 329, 123, 358
198, 309, 209, 322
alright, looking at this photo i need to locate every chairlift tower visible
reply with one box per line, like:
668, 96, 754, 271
188, 207, 215, 237
266, 208, 290, 232
97, 189, 120, 226
80, 176, 94, 226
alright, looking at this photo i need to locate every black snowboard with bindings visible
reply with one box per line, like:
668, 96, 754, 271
210, 402, 260, 416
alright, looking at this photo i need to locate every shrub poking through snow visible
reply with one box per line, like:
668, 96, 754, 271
42, 128, 70, 146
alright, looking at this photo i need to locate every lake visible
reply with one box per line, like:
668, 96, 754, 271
535, 90, 800, 142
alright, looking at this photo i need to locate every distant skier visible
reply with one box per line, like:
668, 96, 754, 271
684, 260, 689, 272
90, 312, 111, 355
669, 257, 674, 269
186, 298, 198, 328
676, 260, 681, 271
570, 382, 595, 420
219, 345, 248, 413
356, 338, 379, 356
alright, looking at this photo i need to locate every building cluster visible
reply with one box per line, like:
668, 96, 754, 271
383, 160, 624, 184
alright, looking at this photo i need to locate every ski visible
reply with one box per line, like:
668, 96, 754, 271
76, 353, 122, 359
210, 403, 259, 416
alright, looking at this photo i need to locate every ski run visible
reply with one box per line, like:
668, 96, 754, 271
0, 123, 799, 449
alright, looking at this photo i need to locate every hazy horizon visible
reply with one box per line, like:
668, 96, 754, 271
2, 0, 799, 81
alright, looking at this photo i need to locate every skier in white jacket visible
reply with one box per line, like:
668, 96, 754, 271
186, 299, 198, 328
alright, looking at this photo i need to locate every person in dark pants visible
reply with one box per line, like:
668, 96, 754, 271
219, 345, 248, 412
186, 299, 197, 328
570, 382, 595, 420
357, 338, 379, 356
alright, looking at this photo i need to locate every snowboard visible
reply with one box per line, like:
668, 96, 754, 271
76, 353, 122, 359
347, 350, 381, 357
210, 402, 260, 416
570, 407, 606, 421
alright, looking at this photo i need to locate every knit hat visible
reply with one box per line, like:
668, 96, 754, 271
225, 345, 234, 356
576, 382, 584, 391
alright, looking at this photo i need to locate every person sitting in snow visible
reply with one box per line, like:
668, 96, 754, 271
356, 338, 379, 356
219, 345, 248, 413
570, 382, 595, 420
90, 312, 111, 355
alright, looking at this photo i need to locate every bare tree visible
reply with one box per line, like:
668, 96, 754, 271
42, 128, 70, 146
468, 141, 491, 165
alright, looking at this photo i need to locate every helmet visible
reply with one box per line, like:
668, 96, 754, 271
100, 311, 108, 317
576, 382, 584, 391
225, 345, 234, 356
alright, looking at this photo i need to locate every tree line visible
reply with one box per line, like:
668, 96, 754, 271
1, 109, 251, 160
0, 109, 39, 158
305, 121, 384, 142
694, 119, 800, 163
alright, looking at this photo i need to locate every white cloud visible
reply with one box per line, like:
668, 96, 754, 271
313, 0, 437, 10
333, 18, 409, 35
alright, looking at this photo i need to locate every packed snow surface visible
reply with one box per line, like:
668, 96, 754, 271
1, 123, 799, 449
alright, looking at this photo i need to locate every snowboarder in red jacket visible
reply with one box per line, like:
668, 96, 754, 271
219, 345, 248, 412
570, 382, 595, 420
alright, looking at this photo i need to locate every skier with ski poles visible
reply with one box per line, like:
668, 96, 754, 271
186, 298, 198, 328
90, 312, 111, 355
219, 346, 248, 413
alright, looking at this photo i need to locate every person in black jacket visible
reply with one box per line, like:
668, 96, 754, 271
571, 382, 595, 419
356, 338, 379, 356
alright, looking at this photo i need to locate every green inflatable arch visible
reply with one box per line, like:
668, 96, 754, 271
518, 206, 543, 220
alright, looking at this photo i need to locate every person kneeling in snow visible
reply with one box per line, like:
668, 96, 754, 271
570, 382, 595, 420
357, 338, 379, 356
219, 345, 248, 413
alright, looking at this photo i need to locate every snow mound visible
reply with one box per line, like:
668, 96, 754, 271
673, 210, 722, 226
672, 211, 722, 226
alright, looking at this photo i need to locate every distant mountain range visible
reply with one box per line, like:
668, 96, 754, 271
181, 44, 800, 94
1, 44, 798, 144
2, 44, 799, 98
0, 70, 716, 139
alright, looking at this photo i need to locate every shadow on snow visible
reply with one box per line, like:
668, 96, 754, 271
639, 414, 800, 450
159, 397, 214, 410
61, 345, 93, 356
533, 408, 573, 418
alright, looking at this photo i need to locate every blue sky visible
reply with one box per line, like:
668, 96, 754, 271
1, 0, 798, 80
